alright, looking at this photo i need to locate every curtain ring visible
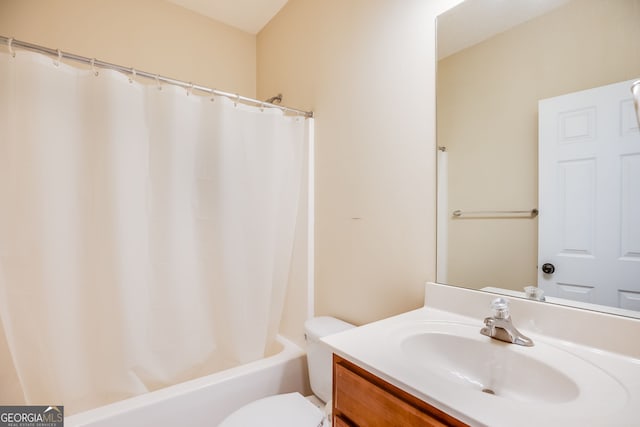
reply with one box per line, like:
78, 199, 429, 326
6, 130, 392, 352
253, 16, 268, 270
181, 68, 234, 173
186, 82, 194, 96
209, 88, 216, 102
129, 68, 136, 83
7, 37, 15, 58
260, 102, 265, 112
90, 58, 99, 76
155, 74, 162, 91
234, 94, 240, 107
54, 48, 62, 66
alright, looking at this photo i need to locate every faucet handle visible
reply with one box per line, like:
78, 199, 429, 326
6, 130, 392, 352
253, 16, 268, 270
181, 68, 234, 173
490, 297, 510, 319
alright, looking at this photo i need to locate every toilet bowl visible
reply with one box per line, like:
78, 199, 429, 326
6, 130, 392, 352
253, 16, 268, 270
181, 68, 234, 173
219, 316, 354, 427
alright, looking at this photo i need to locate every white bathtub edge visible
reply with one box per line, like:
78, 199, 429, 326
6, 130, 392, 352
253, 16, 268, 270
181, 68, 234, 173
66, 334, 307, 426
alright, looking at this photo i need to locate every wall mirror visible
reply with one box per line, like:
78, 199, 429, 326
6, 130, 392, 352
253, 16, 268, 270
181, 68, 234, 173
436, 0, 640, 317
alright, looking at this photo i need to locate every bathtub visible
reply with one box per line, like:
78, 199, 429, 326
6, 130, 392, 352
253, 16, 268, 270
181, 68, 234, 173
66, 335, 310, 426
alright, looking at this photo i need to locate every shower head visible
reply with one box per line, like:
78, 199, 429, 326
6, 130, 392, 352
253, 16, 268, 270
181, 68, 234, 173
265, 93, 283, 105
632, 80, 640, 128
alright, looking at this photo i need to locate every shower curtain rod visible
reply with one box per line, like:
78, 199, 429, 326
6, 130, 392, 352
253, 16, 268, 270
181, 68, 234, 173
1, 35, 313, 118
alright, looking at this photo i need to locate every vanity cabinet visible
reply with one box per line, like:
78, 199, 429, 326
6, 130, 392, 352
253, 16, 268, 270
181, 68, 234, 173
332, 354, 468, 427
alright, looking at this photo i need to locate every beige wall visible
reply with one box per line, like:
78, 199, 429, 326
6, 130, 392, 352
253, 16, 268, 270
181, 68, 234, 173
0, 0, 256, 96
438, 0, 640, 291
258, 0, 462, 325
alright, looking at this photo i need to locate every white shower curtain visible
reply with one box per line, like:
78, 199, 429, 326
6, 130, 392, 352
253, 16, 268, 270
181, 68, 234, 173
0, 50, 308, 413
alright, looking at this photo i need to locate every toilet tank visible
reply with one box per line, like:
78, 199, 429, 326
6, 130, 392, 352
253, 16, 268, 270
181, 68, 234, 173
304, 316, 355, 403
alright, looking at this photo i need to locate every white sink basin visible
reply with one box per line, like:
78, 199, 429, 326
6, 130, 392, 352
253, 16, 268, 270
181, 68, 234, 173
401, 326, 578, 403
389, 321, 628, 411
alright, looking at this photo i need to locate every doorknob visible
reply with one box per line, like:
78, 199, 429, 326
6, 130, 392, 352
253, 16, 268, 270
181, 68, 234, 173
541, 263, 555, 274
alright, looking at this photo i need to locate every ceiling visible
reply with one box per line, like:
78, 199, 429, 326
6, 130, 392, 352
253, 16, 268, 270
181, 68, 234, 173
165, 0, 289, 34
165, 0, 571, 52
437, 0, 571, 59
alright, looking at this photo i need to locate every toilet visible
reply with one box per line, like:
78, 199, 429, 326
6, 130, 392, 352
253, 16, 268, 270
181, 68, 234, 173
219, 316, 355, 427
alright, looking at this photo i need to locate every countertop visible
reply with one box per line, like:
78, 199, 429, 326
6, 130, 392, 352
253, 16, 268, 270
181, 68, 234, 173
322, 284, 640, 427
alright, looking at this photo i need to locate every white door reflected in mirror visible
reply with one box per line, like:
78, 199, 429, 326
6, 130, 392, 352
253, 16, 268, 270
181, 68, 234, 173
538, 79, 640, 310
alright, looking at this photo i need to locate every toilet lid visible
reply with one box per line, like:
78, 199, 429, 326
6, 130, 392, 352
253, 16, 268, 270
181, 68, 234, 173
218, 392, 324, 427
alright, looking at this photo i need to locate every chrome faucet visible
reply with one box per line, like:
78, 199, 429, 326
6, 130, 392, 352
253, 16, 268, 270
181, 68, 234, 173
480, 298, 534, 347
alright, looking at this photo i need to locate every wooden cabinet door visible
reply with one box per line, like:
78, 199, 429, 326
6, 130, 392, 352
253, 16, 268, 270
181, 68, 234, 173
334, 416, 353, 427
333, 355, 468, 427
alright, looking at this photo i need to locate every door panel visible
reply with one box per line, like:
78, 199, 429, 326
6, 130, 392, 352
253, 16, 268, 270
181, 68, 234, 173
539, 79, 640, 308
